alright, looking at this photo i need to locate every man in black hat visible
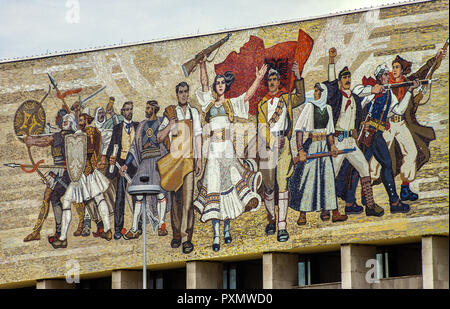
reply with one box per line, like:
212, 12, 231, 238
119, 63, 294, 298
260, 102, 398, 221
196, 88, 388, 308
324, 47, 384, 217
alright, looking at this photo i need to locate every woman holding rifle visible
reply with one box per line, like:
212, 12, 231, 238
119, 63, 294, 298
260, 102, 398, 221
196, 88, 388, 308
288, 83, 348, 226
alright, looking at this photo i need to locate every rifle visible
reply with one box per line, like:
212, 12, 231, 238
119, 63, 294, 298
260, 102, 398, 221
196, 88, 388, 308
382, 78, 438, 90
293, 147, 356, 164
181, 33, 232, 77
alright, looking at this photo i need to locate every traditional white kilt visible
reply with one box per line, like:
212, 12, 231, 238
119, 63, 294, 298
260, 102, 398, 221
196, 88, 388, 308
63, 169, 110, 204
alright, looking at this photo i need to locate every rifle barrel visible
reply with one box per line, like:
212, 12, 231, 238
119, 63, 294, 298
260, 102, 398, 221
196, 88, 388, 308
385, 79, 437, 89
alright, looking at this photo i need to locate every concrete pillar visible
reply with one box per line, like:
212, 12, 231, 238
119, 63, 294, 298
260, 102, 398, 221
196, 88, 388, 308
186, 261, 223, 289
341, 244, 377, 289
36, 279, 76, 289
112, 270, 143, 289
263, 252, 298, 289
422, 236, 449, 289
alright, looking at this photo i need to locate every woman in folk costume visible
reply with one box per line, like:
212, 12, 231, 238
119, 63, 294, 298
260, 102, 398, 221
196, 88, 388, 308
288, 83, 348, 225
194, 56, 267, 252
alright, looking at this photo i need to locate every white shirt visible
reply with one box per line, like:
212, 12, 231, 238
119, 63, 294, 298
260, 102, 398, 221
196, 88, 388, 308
267, 97, 288, 133
353, 84, 412, 117
335, 89, 356, 131
158, 104, 202, 137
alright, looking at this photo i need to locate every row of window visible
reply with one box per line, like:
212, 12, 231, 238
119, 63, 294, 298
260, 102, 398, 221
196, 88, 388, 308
21, 243, 422, 289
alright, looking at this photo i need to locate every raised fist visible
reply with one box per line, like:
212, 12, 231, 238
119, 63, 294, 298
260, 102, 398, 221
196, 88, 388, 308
329, 47, 337, 58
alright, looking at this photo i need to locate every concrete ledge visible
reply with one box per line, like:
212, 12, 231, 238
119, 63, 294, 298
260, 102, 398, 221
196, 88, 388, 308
296, 282, 341, 289
371, 275, 423, 289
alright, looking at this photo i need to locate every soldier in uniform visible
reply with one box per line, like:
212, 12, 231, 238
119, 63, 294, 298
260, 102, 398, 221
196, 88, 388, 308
256, 63, 305, 242
23, 111, 76, 242
325, 48, 384, 217
51, 112, 113, 248
119, 100, 171, 239
348, 64, 420, 214
370, 49, 446, 200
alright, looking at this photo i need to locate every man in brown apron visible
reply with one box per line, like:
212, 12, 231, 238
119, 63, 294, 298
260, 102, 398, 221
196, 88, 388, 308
157, 82, 203, 254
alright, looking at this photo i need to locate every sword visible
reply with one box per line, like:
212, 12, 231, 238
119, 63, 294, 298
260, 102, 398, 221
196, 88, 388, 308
79, 86, 106, 108
48, 171, 68, 189
293, 147, 356, 164
47, 73, 58, 90
47, 73, 70, 111
115, 162, 132, 183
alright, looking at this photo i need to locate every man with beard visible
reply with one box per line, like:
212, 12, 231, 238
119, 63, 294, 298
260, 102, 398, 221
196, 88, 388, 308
325, 48, 384, 217
106, 101, 140, 240
256, 63, 305, 242
23, 112, 77, 242
119, 101, 171, 240
51, 111, 113, 248
157, 82, 202, 254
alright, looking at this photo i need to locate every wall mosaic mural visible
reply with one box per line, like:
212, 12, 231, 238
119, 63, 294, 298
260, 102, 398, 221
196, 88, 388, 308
0, 0, 448, 287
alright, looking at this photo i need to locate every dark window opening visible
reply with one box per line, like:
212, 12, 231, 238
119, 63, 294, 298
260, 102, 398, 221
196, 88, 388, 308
223, 259, 262, 289
76, 276, 111, 289
298, 251, 341, 286
148, 268, 186, 289
376, 243, 422, 278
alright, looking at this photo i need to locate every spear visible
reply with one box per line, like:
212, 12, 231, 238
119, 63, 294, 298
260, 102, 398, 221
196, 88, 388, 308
4, 162, 65, 170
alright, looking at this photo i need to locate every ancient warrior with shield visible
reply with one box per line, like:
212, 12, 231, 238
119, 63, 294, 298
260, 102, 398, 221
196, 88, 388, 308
51, 112, 112, 248
20, 112, 76, 242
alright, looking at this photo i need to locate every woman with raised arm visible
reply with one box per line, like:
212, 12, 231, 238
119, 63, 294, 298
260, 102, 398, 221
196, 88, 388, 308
194, 56, 267, 252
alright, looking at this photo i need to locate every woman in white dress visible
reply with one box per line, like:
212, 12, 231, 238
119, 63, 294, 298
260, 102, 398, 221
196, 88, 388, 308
194, 57, 267, 251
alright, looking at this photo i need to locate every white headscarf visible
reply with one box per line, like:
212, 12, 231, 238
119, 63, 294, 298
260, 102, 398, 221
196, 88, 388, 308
304, 82, 328, 110
94, 107, 106, 129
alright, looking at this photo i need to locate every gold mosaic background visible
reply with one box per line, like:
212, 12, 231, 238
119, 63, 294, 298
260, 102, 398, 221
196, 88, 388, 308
0, 0, 448, 287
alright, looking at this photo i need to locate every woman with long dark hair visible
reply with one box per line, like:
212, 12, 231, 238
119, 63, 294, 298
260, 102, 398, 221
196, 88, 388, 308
194, 56, 267, 252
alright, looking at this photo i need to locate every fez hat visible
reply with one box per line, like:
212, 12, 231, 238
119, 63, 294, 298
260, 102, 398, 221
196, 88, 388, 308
338, 66, 351, 79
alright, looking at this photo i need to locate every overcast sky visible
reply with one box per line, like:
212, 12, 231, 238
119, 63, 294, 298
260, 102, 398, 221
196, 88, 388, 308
0, 0, 411, 60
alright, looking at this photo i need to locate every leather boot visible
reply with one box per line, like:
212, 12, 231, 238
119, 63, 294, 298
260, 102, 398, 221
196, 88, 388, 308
100, 229, 112, 241
361, 176, 384, 217
73, 203, 85, 236
264, 192, 276, 235
332, 209, 348, 222
24, 200, 50, 242
320, 210, 330, 221
158, 223, 168, 236
400, 184, 418, 201
297, 211, 306, 226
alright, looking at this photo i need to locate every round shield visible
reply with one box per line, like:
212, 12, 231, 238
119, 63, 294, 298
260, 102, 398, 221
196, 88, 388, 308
14, 100, 46, 139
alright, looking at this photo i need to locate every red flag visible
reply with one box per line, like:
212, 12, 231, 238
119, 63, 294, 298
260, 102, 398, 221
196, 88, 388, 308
56, 88, 83, 100
214, 29, 314, 115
